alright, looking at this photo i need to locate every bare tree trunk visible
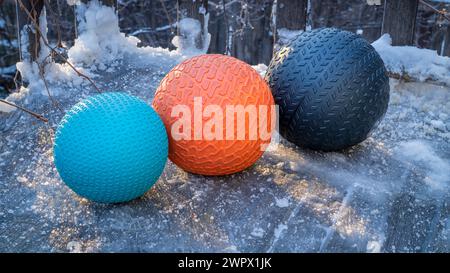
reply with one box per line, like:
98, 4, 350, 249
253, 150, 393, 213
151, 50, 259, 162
17, 0, 44, 62
277, 0, 308, 30
80, 0, 116, 7
231, 1, 274, 65
100, 0, 115, 7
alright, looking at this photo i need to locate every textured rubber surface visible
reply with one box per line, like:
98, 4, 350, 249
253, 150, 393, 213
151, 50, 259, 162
153, 54, 274, 175
265, 28, 390, 151
53, 92, 168, 203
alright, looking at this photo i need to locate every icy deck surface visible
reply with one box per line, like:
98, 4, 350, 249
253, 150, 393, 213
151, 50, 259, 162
0, 57, 449, 253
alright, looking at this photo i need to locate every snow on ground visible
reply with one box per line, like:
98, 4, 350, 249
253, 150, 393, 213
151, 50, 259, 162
1, 64, 448, 252
372, 34, 450, 85
0, 2, 449, 253
2, 0, 207, 111
277, 28, 303, 45
395, 140, 449, 192
252, 63, 268, 77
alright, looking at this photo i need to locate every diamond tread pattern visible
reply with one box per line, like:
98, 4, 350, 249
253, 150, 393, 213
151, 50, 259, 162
153, 54, 274, 175
265, 28, 390, 151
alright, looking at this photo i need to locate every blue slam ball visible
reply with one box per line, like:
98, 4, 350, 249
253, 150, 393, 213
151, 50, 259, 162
53, 92, 168, 203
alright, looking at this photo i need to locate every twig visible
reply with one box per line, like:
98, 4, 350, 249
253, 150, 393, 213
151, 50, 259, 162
17, 0, 102, 93
209, 0, 239, 10
223, 0, 231, 54
37, 57, 63, 113
73, 4, 77, 38
176, 0, 180, 37
0, 99, 48, 123
45, 0, 64, 48
420, 0, 450, 22
159, 0, 174, 34
15, 0, 22, 61
271, 0, 277, 51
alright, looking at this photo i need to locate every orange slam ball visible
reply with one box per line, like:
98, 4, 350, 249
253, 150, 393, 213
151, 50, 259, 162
153, 54, 275, 176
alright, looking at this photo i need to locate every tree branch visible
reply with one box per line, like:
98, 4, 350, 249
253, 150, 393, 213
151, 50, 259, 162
0, 99, 48, 123
17, 0, 102, 93
420, 0, 450, 22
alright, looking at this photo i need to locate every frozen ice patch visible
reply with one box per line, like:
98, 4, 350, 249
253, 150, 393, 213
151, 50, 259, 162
289, 161, 300, 172
275, 197, 290, 208
274, 224, 287, 240
67, 241, 82, 253
251, 227, 265, 238
366, 240, 382, 253
395, 140, 449, 192
430, 120, 446, 132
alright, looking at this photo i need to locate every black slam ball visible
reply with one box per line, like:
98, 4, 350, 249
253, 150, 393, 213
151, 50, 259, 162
265, 28, 390, 151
